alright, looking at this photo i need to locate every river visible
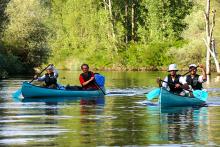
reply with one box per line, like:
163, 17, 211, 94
0, 71, 220, 146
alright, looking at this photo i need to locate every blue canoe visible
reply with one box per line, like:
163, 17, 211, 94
160, 88, 206, 107
21, 82, 105, 98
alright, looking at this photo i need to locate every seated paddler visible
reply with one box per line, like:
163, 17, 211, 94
79, 64, 99, 90
34, 64, 59, 89
157, 64, 185, 94
181, 64, 207, 91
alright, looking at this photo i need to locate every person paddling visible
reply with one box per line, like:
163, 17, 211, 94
157, 64, 185, 94
182, 64, 207, 91
79, 64, 98, 90
34, 64, 59, 89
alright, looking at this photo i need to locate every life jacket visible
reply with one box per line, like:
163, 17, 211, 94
45, 72, 57, 87
167, 74, 182, 93
80, 71, 96, 88
81, 71, 93, 82
186, 74, 203, 90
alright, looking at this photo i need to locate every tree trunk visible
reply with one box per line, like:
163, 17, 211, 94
211, 39, 220, 74
125, 1, 128, 44
108, 0, 115, 39
103, 0, 107, 10
131, 2, 134, 41
204, 0, 211, 75
204, 0, 220, 75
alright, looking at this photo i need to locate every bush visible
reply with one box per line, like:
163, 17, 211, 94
0, 53, 24, 75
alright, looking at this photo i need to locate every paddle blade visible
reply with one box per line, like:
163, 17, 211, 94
146, 88, 161, 100
12, 88, 22, 98
193, 90, 208, 101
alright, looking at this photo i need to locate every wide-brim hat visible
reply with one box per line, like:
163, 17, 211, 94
168, 64, 178, 71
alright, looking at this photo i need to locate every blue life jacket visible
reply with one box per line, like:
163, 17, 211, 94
95, 73, 105, 88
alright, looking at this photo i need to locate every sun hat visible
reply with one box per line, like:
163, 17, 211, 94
168, 64, 178, 71
47, 65, 54, 70
189, 64, 197, 68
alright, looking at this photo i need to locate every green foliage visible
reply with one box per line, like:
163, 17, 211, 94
46, 0, 193, 70
0, 53, 24, 76
0, 0, 219, 74
144, 0, 193, 41
47, 0, 116, 69
0, 0, 50, 77
168, 0, 220, 68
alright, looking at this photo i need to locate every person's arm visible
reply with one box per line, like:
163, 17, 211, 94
53, 68, 59, 78
156, 77, 162, 87
179, 76, 187, 85
199, 64, 207, 82
37, 75, 46, 81
162, 77, 168, 88
79, 75, 95, 86
179, 76, 191, 90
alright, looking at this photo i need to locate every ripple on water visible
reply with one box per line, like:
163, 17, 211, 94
0, 138, 52, 145
0, 76, 220, 146
0, 127, 68, 137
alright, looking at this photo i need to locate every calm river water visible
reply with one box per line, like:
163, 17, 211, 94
0, 71, 220, 146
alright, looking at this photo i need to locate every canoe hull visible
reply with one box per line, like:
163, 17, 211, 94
160, 88, 206, 107
21, 82, 104, 98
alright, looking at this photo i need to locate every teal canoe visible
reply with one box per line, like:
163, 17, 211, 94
21, 81, 105, 98
160, 88, 206, 107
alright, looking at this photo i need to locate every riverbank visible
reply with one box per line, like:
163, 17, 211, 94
1, 63, 219, 79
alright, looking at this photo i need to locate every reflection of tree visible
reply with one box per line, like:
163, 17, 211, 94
0, 98, 6, 139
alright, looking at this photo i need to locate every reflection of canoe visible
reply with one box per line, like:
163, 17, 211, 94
160, 88, 206, 107
21, 97, 105, 105
160, 107, 194, 114
21, 82, 105, 98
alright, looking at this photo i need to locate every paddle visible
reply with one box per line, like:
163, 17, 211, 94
181, 66, 198, 76
146, 88, 161, 100
145, 66, 198, 100
12, 64, 52, 98
160, 80, 208, 101
29, 64, 52, 83
93, 81, 106, 95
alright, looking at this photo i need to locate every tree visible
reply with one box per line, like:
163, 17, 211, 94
204, 0, 220, 75
3, 0, 50, 69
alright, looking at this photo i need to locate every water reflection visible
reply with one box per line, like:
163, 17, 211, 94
214, 76, 220, 82
7, 96, 105, 146
206, 75, 220, 87
160, 107, 208, 143
1, 71, 220, 146
79, 97, 105, 145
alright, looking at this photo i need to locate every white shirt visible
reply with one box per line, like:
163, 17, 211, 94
181, 75, 206, 84
162, 76, 185, 89
37, 68, 59, 81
